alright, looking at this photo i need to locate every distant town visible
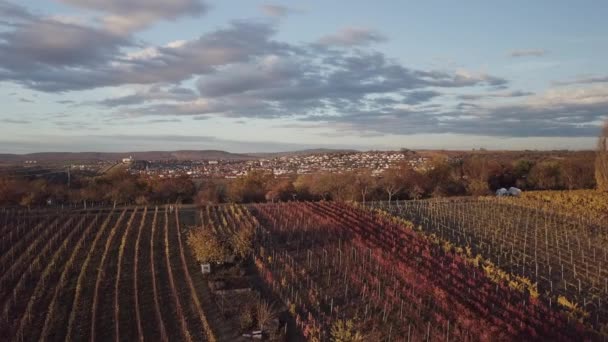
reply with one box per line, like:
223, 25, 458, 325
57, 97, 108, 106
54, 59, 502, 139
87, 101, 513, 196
96, 150, 433, 179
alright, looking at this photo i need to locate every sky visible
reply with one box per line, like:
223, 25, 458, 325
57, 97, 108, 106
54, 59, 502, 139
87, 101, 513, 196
1, 0, 607, 153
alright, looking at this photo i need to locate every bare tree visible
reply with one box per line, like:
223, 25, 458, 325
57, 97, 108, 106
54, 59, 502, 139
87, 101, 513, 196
596, 120, 608, 192
380, 168, 403, 203
354, 169, 375, 204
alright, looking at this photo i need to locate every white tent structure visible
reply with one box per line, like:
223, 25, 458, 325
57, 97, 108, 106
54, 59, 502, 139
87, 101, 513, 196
496, 188, 509, 197
508, 187, 522, 197
496, 187, 522, 197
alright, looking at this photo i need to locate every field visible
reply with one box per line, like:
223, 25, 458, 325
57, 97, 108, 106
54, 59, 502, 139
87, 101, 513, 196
506, 190, 608, 223
371, 198, 607, 333
0, 192, 606, 341
0, 206, 217, 341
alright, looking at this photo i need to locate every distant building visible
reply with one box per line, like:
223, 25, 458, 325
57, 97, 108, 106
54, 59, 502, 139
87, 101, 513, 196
122, 156, 134, 164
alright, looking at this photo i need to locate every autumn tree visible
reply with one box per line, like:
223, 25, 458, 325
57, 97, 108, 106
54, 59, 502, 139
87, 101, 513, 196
228, 170, 273, 203
400, 167, 430, 199
512, 159, 534, 189
195, 179, 226, 205
148, 175, 195, 203
561, 157, 595, 190
379, 167, 403, 202
596, 120, 608, 192
0, 177, 26, 205
528, 161, 562, 190
230, 226, 253, 260
187, 227, 230, 264
426, 158, 465, 196
353, 169, 376, 203
462, 156, 489, 195
304, 173, 352, 201
330, 319, 363, 342
463, 155, 488, 182
265, 178, 296, 202
293, 174, 315, 200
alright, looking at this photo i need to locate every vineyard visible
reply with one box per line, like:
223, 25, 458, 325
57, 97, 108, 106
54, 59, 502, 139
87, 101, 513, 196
0, 197, 604, 341
251, 202, 589, 340
504, 190, 608, 223
370, 198, 608, 335
0, 206, 215, 341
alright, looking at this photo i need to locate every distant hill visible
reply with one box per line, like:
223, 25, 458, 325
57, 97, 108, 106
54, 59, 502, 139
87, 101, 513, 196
248, 148, 360, 159
0, 148, 362, 163
0, 150, 255, 163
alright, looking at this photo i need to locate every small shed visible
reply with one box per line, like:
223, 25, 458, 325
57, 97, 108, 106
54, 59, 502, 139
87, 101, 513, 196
201, 263, 211, 274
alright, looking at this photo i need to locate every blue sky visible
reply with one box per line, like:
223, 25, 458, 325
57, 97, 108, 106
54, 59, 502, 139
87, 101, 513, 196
1, 0, 607, 153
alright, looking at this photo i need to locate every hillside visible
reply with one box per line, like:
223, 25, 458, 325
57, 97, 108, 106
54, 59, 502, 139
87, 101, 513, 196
248, 148, 360, 158
0, 150, 255, 162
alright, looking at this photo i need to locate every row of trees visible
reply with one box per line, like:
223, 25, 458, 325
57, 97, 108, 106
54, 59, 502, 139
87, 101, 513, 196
0, 156, 599, 208
0, 168, 196, 208
1, 121, 606, 208
194, 154, 599, 204
596, 121, 608, 192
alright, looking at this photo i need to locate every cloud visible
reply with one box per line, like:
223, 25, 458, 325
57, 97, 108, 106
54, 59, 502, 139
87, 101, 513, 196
553, 75, 608, 86
144, 118, 182, 124
457, 90, 534, 101
509, 49, 546, 58
57, 0, 209, 33
300, 85, 608, 138
97, 84, 198, 107
196, 54, 301, 97
0, 20, 291, 92
317, 27, 387, 47
402, 90, 441, 105
1, 118, 30, 124
0, 1, 35, 24
111, 49, 507, 121
260, 4, 296, 17
0, 7, 130, 71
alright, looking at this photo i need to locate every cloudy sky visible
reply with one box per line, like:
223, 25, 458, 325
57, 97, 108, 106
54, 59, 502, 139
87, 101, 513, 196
1, 0, 607, 153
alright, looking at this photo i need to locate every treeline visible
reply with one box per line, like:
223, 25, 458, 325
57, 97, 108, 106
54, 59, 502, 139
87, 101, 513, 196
0, 168, 195, 208
0, 153, 597, 208
213, 154, 595, 203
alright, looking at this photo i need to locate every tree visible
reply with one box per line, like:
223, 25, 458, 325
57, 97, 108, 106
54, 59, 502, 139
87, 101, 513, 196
561, 157, 595, 190
380, 168, 403, 202
187, 227, 229, 264
401, 167, 430, 199
463, 155, 488, 182
353, 169, 375, 203
265, 178, 296, 202
528, 161, 562, 190
230, 226, 253, 260
513, 159, 534, 189
467, 179, 491, 196
228, 171, 273, 203
596, 121, 608, 192
330, 319, 363, 342
305, 173, 351, 201
293, 175, 315, 201
195, 179, 226, 205
0, 177, 26, 206
427, 158, 465, 197
148, 175, 195, 204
